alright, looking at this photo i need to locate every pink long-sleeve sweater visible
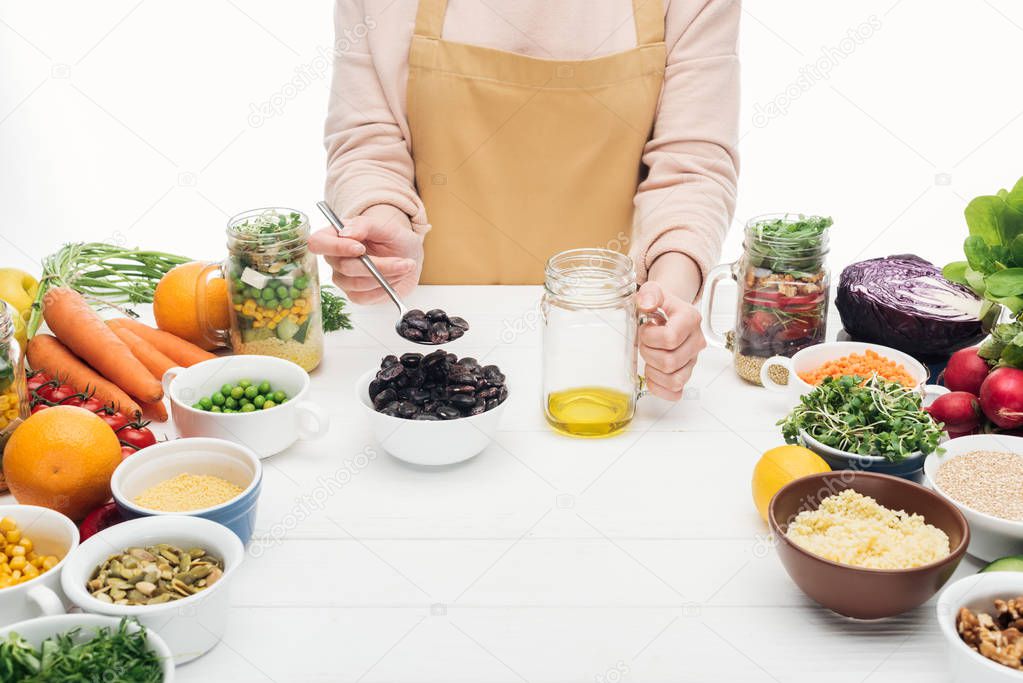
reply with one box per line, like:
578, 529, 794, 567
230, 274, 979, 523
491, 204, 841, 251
324, 0, 740, 284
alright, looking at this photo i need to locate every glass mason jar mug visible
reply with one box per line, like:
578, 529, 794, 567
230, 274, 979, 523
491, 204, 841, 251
541, 249, 666, 438
195, 208, 324, 372
0, 301, 29, 442
700, 213, 832, 385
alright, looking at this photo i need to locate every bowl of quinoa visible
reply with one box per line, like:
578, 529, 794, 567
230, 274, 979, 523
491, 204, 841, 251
769, 471, 969, 619
111, 438, 262, 544
925, 434, 1023, 562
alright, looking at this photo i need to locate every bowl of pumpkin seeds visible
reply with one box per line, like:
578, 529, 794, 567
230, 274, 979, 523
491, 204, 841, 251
60, 515, 244, 665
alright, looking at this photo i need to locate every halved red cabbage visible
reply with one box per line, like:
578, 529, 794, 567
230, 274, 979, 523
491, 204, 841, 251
835, 254, 985, 358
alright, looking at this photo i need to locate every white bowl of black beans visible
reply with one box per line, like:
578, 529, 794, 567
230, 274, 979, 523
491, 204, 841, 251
357, 351, 509, 466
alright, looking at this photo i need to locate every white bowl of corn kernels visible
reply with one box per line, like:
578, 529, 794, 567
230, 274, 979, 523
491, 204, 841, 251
924, 434, 1023, 562
0, 505, 79, 627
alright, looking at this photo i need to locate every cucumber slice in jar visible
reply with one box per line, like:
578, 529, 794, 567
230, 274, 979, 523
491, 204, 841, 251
276, 317, 300, 341
293, 318, 311, 343
241, 328, 273, 343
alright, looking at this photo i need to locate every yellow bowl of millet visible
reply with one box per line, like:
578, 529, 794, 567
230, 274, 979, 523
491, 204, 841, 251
110, 438, 261, 544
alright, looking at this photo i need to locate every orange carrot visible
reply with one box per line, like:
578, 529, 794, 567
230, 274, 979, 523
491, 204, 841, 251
108, 318, 215, 367
42, 288, 163, 403
27, 334, 143, 417
109, 324, 176, 381
141, 399, 168, 422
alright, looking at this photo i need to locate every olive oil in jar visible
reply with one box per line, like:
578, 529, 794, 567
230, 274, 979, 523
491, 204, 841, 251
545, 386, 634, 438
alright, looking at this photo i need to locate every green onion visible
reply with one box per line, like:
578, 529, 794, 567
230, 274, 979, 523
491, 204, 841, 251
0, 617, 163, 682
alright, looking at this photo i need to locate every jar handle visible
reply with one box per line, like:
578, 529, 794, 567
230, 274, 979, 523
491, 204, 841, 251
636, 306, 669, 399
195, 262, 229, 350
699, 263, 734, 349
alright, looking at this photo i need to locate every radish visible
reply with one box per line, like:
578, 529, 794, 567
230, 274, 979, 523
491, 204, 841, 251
926, 391, 982, 434
979, 367, 1023, 429
942, 346, 989, 395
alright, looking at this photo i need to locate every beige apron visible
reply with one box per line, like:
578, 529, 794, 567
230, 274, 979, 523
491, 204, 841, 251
407, 0, 666, 284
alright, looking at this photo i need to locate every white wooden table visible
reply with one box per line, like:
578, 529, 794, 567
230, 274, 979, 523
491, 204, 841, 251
2, 286, 980, 682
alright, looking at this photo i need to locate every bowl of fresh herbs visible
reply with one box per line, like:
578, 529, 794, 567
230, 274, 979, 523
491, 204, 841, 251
778, 375, 945, 480
0, 614, 173, 682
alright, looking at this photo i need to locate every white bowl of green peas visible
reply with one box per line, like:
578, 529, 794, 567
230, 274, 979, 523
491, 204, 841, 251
162, 355, 329, 458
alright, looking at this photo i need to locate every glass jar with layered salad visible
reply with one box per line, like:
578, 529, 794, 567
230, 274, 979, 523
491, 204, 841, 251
0, 301, 28, 449
222, 208, 323, 371
701, 214, 832, 385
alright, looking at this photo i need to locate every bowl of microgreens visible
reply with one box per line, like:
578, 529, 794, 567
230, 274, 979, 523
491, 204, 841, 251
0, 614, 173, 682
778, 375, 946, 481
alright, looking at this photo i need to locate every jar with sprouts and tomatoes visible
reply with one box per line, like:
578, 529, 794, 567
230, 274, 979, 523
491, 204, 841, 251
700, 214, 832, 385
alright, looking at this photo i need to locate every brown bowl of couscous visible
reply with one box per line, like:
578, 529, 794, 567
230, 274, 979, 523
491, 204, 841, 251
768, 471, 969, 619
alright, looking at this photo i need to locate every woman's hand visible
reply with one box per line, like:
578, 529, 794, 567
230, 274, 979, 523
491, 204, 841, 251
308, 204, 424, 304
637, 254, 707, 401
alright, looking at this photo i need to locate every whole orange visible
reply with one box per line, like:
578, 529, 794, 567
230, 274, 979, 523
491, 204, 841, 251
3, 406, 122, 521
153, 261, 230, 350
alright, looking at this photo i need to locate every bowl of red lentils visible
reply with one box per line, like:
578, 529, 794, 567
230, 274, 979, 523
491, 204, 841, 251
0, 505, 78, 626
924, 434, 1023, 562
110, 438, 262, 544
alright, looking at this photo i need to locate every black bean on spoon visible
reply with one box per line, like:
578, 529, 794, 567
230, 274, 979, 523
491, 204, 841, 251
369, 350, 507, 420
316, 202, 468, 347
398, 309, 469, 344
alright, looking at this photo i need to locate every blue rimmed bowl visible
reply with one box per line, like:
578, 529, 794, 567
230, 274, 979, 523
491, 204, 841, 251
110, 437, 261, 543
798, 430, 928, 482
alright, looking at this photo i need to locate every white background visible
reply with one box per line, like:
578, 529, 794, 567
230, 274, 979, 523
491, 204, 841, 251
2, 2, 1023, 682
2, 0, 1022, 273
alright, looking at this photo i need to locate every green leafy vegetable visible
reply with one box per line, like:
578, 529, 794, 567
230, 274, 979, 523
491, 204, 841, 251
748, 215, 833, 274
233, 210, 304, 239
778, 375, 944, 461
27, 243, 192, 337
945, 176, 1023, 308
0, 618, 163, 682
946, 176, 1023, 369
320, 285, 353, 332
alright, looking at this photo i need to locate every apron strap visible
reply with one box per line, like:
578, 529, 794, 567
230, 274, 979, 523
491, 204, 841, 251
632, 0, 665, 46
413, 0, 448, 39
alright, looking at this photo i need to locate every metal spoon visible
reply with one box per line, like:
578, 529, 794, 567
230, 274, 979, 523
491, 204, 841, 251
316, 200, 446, 345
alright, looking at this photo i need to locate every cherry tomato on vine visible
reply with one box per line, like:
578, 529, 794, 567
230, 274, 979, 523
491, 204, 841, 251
30, 403, 49, 415
46, 384, 80, 404
32, 379, 60, 402
79, 396, 108, 413
95, 408, 131, 432
120, 444, 138, 459
117, 422, 156, 450
26, 372, 51, 394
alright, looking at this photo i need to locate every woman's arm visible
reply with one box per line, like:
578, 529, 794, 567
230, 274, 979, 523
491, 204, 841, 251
323, 0, 427, 230
315, 0, 427, 303
631, 0, 740, 301
633, 0, 740, 400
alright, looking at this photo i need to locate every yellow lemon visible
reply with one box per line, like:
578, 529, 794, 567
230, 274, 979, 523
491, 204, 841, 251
752, 445, 830, 522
